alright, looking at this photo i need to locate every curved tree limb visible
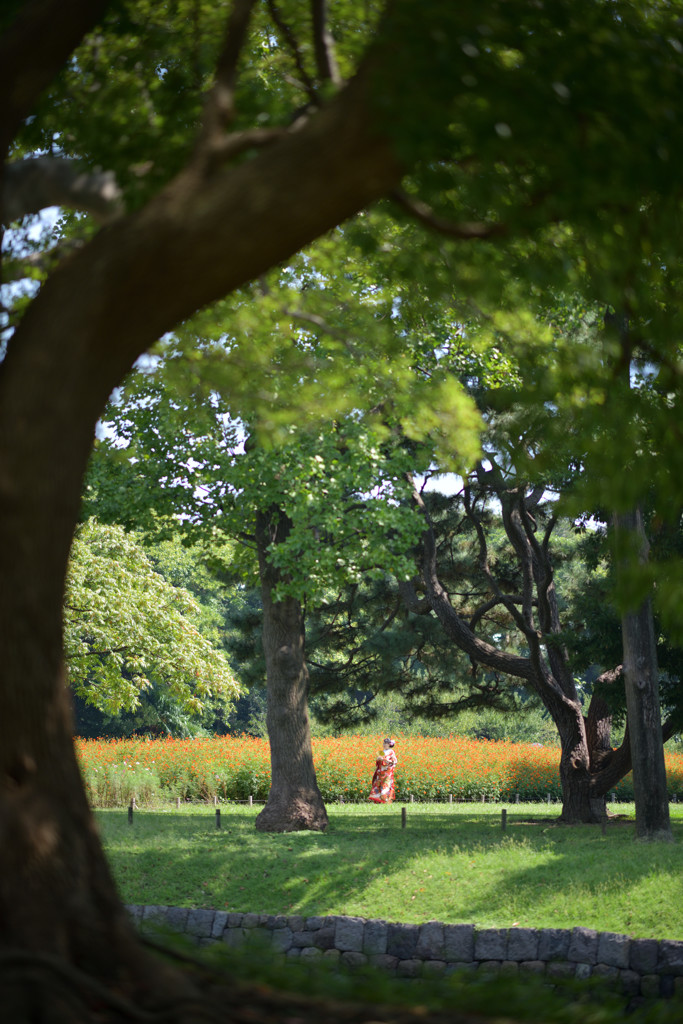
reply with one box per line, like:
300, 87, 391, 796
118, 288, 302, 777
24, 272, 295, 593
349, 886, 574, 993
3, 157, 123, 224
391, 189, 507, 240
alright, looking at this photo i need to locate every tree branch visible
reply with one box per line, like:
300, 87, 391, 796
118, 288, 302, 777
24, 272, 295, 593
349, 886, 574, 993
390, 189, 507, 240
410, 485, 537, 683
3, 157, 123, 223
195, 0, 259, 157
311, 0, 342, 87
266, 0, 318, 105
0, 0, 111, 155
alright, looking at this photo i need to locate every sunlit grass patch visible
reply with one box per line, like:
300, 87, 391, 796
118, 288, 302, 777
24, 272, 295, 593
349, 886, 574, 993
98, 801, 683, 940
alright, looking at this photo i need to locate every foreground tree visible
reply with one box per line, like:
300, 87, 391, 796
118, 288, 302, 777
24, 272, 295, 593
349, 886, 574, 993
2, 0, 682, 1016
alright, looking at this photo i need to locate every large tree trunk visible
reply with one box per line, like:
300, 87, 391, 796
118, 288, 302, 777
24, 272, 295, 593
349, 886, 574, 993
0, 376, 186, 1017
254, 510, 328, 833
614, 508, 672, 841
552, 697, 606, 824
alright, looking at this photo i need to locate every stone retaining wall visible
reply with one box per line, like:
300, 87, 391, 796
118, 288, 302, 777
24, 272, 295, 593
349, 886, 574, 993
128, 905, 683, 1001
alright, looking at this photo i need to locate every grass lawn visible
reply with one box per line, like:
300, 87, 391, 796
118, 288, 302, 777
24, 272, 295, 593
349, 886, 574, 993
97, 801, 683, 942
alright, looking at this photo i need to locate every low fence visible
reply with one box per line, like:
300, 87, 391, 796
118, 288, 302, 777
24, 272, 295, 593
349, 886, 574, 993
128, 904, 683, 1002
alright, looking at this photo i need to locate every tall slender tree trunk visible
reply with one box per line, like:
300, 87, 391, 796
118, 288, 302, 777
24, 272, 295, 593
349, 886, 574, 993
254, 510, 328, 833
614, 508, 672, 841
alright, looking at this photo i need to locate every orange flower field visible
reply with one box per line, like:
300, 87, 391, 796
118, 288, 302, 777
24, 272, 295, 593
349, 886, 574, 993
75, 734, 683, 807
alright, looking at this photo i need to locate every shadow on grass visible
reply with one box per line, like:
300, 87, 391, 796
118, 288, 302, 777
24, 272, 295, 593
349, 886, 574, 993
98, 803, 683, 939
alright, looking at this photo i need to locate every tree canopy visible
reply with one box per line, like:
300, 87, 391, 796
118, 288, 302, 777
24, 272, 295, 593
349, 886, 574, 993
1, 0, 682, 1017
65, 518, 241, 721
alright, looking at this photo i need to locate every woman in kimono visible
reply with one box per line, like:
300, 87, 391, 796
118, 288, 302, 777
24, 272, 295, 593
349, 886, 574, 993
368, 737, 397, 803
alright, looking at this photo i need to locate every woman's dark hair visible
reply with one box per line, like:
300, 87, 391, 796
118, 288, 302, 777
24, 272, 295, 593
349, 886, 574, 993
383, 737, 395, 747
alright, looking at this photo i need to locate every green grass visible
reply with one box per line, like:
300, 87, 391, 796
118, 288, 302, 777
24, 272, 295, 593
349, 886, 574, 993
98, 801, 683, 941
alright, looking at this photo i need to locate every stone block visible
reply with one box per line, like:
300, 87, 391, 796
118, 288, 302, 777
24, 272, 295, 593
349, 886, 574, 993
660, 975, 676, 999
210, 911, 228, 939
287, 915, 305, 932
363, 919, 388, 956
335, 916, 365, 953
242, 912, 260, 929
519, 961, 546, 975
313, 926, 336, 951
300, 946, 322, 960
186, 908, 215, 938
397, 959, 422, 978
538, 928, 570, 962
640, 975, 660, 999
592, 964, 619, 987
479, 960, 501, 976
222, 928, 247, 949
658, 940, 683, 976
446, 962, 477, 974
630, 938, 658, 974
546, 962, 575, 981
443, 924, 474, 962
286, 947, 301, 959
416, 921, 444, 960
166, 907, 189, 933
575, 963, 592, 980
568, 927, 598, 965
141, 906, 168, 932
292, 930, 318, 949
507, 928, 539, 962
619, 969, 642, 996
340, 951, 368, 969
271, 927, 293, 953
125, 904, 144, 922
422, 960, 447, 976
597, 932, 630, 969
387, 923, 419, 960
500, 961, 519, 976
323, 949, 341, 963
474, 928, 507, 962
227, 913, 244, 928
305, 916, 326, 930
369, 954, 399, 972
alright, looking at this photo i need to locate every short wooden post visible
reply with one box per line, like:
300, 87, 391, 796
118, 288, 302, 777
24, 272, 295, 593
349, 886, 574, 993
216, 808, 221, 829
547, 793, 551, 804
401, 807, 407, 829
214, 794, 218, 806
501, 808, 507, 831
611, 792, 616, 803
176, 797, 181, 810
481, 794, 486, 803
410, 794, 414, 803
128, 801, 133, 825
448, 794, 453, 804
248, 795, 253, 807
515, 793, 520, 804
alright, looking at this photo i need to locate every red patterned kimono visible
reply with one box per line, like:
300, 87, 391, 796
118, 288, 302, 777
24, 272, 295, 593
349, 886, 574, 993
368, 748, 397, 803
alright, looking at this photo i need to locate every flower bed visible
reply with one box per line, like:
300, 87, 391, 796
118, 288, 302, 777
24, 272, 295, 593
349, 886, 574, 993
75, 734, 683, 807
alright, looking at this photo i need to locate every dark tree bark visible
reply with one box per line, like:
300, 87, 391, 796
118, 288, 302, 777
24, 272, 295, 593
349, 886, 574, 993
254, 510, 328, 832
0, 0, 411, 1005
613, 508, 672, 841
